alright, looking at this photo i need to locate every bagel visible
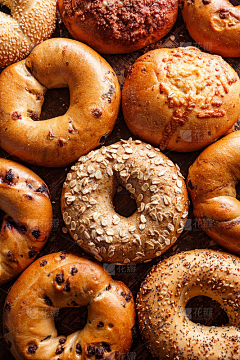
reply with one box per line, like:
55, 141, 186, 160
137, 249, 240, 359
0, 38, 120, 167
187, 130, 240, 254
122, 46, 240, 152
0, 158, 52, 285
3, 252, 136, 360
61, 139, 189, 264
58, 0, 179, 54
0, 0, 56, 68
180, 0, 240, 58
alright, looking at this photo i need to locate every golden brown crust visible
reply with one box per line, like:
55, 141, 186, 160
137, 249, 240, 359
122, 47, 240, 152
180, 0, 240, 57
0, 158, 52, 285
187, 130, 240, 254
58, 0, 179, 54
3, 252, 135, 360
0, 38, 121, 167
0, 0, 57, 68
61, 139, 189, 264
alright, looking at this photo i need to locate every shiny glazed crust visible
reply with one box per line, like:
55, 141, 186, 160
57, 0, 178, 54
122, 47, 240, 152
0, 38, 121, 167
187, 131, 240, 254
0, 0, 57, 68
61, 139, 189, 264
137, 249, 240, 359
3, 252, 135, 360
0, 158, 52, 285
180, 0, 240, 57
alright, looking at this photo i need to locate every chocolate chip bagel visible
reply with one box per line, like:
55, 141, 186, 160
0, 158, 52, 285
61, 139, 189, 264
3, 252, 135, 360
137, 249, 240, 359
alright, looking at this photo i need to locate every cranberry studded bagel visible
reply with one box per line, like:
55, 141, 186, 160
137, 249, 240, 359
187, 131, 240, 254
0, 159, 52, 285
0, 38, 120, 167
122, 47, 240, 152
61, 139, 189, 264
0, 0, 57, 68
180, 0, 240, 57
58, 0, 179, 54
3, 252, 135, 360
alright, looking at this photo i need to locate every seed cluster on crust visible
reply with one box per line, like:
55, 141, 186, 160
61, 139, 189, 264
137, 249, 240, 360
0, 0, 57, 68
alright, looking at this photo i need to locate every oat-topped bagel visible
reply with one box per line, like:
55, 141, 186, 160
0, 158, 52, 285
61, 139, 189, 264
0, 38, 120, 167
3, 251, 135, 360
137, 249, 240, 359
187, 131, 240, 254
122, 47, 240, 152
0, 0, 57, 68
180, 0, 240, 57
58, 0, 178, 54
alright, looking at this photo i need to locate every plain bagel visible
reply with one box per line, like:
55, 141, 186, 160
61, 139, 189, 264
3, 251, 135, 360
187, 130, 240, 254
0, 0, 56, 68
180, 0, 240, 57
0, 38, 120, 167
0, 158, 52, 285
137, 249, 240, 359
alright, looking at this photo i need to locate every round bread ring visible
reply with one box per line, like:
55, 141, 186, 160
61, 139, 189, 264
137, 249, 240, 359
180, 0, 240, 58
122, 46, 240, 152
187, 131, 240, 254
0, 158, 52, 285
3, 251, 136, 360
0, 38, 121, 167
58, 0, 179, 54
0, 0, 56, 68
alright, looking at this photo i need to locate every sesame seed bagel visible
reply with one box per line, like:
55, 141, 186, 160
137, 249, 240, 359
180, 0, 240, 58
0, 158, 52, 285
58, 0, 179, 54
187, 130, 240, 254
61, 139, 189, 264
0, 0, 57, 68
0, 38, 121, 167
122, 47, 240, 152
3, 251, 135, 360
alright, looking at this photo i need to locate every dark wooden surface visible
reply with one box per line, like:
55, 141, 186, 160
0, 4, 240, 360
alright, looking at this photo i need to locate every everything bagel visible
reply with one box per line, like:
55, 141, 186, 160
3, 252, 135, 360
0, 38, 120, 167
137, 249, 240, 359
0, 158, 52, 285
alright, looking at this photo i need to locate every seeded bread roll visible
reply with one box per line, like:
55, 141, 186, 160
61, 139, 189, 264
58, 0, 179, 54
122, 47, 240, 152
3, 252, 135, 360
0, 0, 57, 68
137, 249, 240, 359
0, 158, 52, 285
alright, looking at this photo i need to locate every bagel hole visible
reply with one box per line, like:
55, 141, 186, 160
54, 305, 88, 336
0, 4, 11, 15
186, 296, 229, 326
39, 88, 70, 120
113, 185, 137, 218
229, 0, 239, 5
236, 181, 240, 201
